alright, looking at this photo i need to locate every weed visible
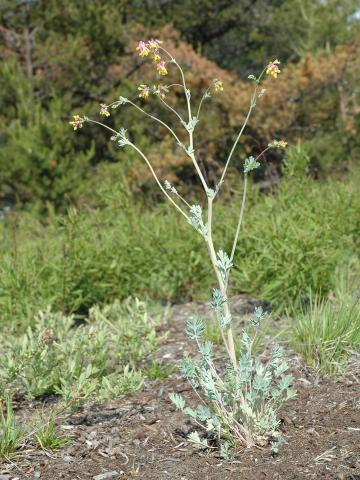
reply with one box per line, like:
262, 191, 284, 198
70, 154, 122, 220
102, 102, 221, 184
289, 292, 360, 375
144, 361, 175, 380
75, 39, 294, 453
35, 414, 70, 451
0, 299, 161, 404
0, 398, 25, 458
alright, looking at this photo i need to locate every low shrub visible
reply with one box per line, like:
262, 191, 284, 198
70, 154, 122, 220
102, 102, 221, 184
0, 298, 161, 403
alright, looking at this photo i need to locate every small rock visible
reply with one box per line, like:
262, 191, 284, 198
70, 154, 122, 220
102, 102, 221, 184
0, 475, 11, 480
93, 472, 119, 480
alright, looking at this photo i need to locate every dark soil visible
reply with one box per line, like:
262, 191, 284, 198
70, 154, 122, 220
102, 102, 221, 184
1, 297, 359, 480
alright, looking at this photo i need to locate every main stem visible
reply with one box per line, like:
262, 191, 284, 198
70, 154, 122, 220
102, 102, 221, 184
206, 198, 237, 368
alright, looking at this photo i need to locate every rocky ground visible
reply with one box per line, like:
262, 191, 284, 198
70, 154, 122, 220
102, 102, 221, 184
1, 297, 359, 480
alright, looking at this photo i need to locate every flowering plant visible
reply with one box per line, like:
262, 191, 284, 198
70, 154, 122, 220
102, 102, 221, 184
70, 39, 293, 456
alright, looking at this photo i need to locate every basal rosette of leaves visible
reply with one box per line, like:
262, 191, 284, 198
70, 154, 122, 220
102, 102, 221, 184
170, 307, 295, 455
71, 38, 294, 455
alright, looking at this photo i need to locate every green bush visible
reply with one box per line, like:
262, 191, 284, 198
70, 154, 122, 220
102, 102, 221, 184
0, 61, 96, 210
232, 150, 360, 310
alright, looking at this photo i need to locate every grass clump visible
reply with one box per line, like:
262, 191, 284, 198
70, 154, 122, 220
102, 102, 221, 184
35, 414, 70, 451
0, 298, 161, 404
0, 399, 25, 459
290, 292, 360, 375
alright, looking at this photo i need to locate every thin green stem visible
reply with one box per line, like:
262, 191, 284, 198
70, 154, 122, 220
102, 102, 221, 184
216, 68, 267, 197
173, 190, 191, 209
217, 90, 257, 193
159, 45, 209, 194
158, 96, 184, 123
196, 86, 211, 119
85, 118, 189, 222
126, 100, 181, 144
129, 142, 190, 222
84, 118, 118, 135
206, 198, 237, 368
226, 145, 271, 288
227, 175, 248, 287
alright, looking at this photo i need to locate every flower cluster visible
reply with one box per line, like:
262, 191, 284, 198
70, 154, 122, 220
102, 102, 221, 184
136, 39, 168, 76
153, 84, 168, 99
100, 104, 110, 117
269, 139, 287, 149
266, 59, 281, 78
213, 79, 224, 93
69, 115, 85, 131
138, 84, 150, 99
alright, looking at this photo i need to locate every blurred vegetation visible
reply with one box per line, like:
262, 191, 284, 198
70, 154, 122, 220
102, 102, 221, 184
0, 298, 162, 402
1, 148, 359, 329
0, 0, 359, 210
0, 1, 359, 339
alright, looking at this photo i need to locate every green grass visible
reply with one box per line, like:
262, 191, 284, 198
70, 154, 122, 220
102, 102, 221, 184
35, 414, 70, 451
1, 169, 359, 332
144, 361, 175, 380
0, 399, 25, 459
289, 291, 360, 375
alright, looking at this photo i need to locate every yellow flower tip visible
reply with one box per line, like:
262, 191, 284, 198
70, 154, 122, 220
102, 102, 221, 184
153, 84, 168, 99
100, 104, 110, 117
150, 53, 161, 64
69, 115, 85, 131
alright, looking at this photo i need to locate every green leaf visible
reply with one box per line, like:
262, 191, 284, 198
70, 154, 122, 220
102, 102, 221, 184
169, 392, 186, 410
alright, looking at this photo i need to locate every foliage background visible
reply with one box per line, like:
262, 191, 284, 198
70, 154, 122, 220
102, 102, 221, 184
0, 0, 359, 325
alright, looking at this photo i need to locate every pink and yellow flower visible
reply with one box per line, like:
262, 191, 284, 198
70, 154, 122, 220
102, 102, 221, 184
69, 115, 85, 131
156, 61, 168, 76
150, 52, 161, 63
138, 84, 150, 99
266, 59, 281, 78
148, 39, 160, 51
136, 41, 149, 57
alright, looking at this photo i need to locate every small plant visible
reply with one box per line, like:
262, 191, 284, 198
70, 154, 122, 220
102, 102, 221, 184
144, 361, 175, 380
0, 299, 160, 404
72, 40, 294, 453
0, 398, 25, 458
290, 292, 360, 375
35, 413, 70, 451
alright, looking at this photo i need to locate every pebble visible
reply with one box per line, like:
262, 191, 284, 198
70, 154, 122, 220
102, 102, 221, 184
93, 472, 119, 480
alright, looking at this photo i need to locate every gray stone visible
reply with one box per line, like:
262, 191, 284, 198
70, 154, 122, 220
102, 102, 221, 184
93, 472, 119, 480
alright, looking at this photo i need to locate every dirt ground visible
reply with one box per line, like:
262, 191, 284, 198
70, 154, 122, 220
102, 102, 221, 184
1, 297, 359, 480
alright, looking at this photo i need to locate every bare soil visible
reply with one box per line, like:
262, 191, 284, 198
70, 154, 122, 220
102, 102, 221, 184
2, 297, 359, 480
